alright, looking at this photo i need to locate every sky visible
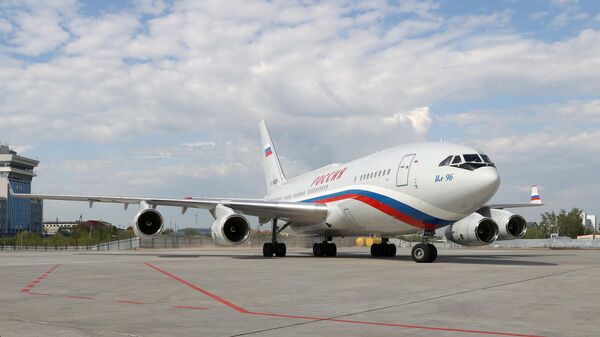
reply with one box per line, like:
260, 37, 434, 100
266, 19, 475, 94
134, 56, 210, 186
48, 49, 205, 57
0, 0, 599, 229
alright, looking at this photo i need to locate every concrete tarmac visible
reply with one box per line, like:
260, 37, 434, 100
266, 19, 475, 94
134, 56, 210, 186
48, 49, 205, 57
0, 247, 598, 337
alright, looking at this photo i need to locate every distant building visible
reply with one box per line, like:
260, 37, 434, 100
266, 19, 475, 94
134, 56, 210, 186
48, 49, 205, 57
581, 212, 597, 231
42, 217, 112, 236
0, 145, 43, 236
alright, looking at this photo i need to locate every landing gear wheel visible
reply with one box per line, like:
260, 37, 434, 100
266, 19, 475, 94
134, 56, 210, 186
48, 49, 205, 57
370, 243, 381, 257
325, 243, 337, 257
313, 243, 323, 257
428, 244, 437, 262
263, 243, 274, 257
411, 243, 432, 263
275, 242, 287, 257
387, 243, 396, 257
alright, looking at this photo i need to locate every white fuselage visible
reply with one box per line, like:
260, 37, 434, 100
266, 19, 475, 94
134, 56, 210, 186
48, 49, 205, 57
266, 143, 501, 238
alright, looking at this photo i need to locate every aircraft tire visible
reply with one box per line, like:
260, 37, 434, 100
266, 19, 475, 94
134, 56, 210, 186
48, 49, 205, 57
263, 243, 274, 257
313, 243, 322, 257
326, 243, 337, 257
370, 243, 381, 257
411, 243, 432, 263
387, 243, 396, 257
275, 242, 286, 257
428, 244, 437, 262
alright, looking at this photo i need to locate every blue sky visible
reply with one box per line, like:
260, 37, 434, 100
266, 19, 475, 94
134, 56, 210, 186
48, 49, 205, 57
0, 0, 599, 229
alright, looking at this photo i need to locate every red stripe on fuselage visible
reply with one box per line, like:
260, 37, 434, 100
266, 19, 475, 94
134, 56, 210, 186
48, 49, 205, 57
310, 193, 438, 230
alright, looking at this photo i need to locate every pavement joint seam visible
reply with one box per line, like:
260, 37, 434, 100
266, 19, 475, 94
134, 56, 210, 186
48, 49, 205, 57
0, 315, 140, 336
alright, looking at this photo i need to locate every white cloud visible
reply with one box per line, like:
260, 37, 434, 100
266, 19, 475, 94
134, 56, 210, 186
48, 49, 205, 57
383, 107, 432, 135
0, 1, 599, 224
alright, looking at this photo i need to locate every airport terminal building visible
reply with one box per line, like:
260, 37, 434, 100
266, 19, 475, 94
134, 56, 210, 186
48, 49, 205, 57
0, 145, 43, 236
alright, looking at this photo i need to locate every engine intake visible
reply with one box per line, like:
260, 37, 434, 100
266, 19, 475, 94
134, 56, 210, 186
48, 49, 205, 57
490, 209, 527, 240
445, 213, 499, 246
211, 205, 250, 246
133, 208, 164, 238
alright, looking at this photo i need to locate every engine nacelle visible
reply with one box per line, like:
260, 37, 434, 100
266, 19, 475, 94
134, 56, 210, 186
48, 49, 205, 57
445, 213, 499, 246
210, 205, 250, 246
133, 207, 164, 238
490, 209, 527, 240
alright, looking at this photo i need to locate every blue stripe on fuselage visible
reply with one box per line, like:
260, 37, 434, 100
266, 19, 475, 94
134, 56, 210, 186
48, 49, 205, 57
302, 189, 454, 228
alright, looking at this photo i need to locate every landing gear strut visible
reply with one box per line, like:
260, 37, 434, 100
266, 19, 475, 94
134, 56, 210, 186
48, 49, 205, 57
411, 230, 437, 263
313, 237, 337, 257
370, 238, 396, 257
263, 218, 286, 257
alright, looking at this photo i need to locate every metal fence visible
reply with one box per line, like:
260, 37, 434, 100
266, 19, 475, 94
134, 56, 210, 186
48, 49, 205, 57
492, 238, 600, 249
138, 235, 463, 249
0, 237, 140, 251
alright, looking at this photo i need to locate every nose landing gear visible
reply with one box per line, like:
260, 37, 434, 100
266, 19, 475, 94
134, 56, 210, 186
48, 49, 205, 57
411, 229, 438, 263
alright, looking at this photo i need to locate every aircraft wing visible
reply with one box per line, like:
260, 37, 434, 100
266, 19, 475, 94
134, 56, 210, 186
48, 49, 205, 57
11, 189, 328, 225
488, 185, 544, 209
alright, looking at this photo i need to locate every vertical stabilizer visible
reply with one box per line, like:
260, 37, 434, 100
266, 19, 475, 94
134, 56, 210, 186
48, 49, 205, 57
259, 121, 286, 195
530, 185, 542, 204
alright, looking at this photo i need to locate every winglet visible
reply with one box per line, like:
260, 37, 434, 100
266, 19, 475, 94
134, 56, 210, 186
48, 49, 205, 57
530, 185, 542, 204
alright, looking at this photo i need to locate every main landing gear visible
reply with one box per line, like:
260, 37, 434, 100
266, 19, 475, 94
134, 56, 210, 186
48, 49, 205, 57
370, 238, 396, 257
313, 237, 337, 257
263, 218, 286, 257
411, 229, 438, 263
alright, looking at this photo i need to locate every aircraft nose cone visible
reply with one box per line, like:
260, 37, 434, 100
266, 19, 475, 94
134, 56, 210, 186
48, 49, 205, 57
475, 166, 500, 197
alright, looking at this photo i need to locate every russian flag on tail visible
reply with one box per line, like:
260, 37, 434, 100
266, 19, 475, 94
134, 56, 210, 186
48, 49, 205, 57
530, 185, 542, 204
264, 146, 273, 157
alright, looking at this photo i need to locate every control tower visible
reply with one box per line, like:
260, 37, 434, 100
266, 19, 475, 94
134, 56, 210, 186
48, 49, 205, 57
0, 145, 43, 236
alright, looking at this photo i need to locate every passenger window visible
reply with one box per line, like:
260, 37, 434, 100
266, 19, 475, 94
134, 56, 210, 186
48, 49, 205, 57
463, 154, 482, 163
387, 169, 391, 175
439, 155, 452, 166
451, 155, 462, 164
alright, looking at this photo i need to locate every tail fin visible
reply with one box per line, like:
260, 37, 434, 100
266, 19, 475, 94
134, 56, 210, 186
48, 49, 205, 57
530, 185, 542, 204
259, 120, 286, 194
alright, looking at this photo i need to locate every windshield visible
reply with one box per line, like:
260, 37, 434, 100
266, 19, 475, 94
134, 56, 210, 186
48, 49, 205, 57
439, 153, 495, 170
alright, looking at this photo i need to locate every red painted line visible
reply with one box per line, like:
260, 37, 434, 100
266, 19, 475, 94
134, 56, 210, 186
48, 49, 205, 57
67, 295, 94, 300
116, 300, 144, 305
21, 264, 60, 293
172, 305, 209, 310
144, 262, 544, 337
144, 262, 249, 313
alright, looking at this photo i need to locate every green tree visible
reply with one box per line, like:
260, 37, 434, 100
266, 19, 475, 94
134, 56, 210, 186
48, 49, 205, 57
183, 227, 197, 237
538, 208, 586, 239
162, 228, 174, 235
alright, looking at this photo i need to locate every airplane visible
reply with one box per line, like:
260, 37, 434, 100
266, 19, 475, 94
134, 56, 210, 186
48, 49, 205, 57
12, 121, 543, 262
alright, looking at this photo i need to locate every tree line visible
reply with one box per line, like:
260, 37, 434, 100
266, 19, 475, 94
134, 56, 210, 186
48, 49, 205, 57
525, 208, 591, 239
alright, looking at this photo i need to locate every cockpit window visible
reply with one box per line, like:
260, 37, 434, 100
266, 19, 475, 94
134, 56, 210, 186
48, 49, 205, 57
463, 154, 482, 163
439, 155, 452, 166
440, 153, 495, 170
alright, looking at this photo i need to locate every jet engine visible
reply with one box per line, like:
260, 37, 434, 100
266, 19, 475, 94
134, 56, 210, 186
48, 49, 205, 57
490, 209, 527, 240
133, 206, 164, 238
210, 205, 250, 246
445, 213, 499, 246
